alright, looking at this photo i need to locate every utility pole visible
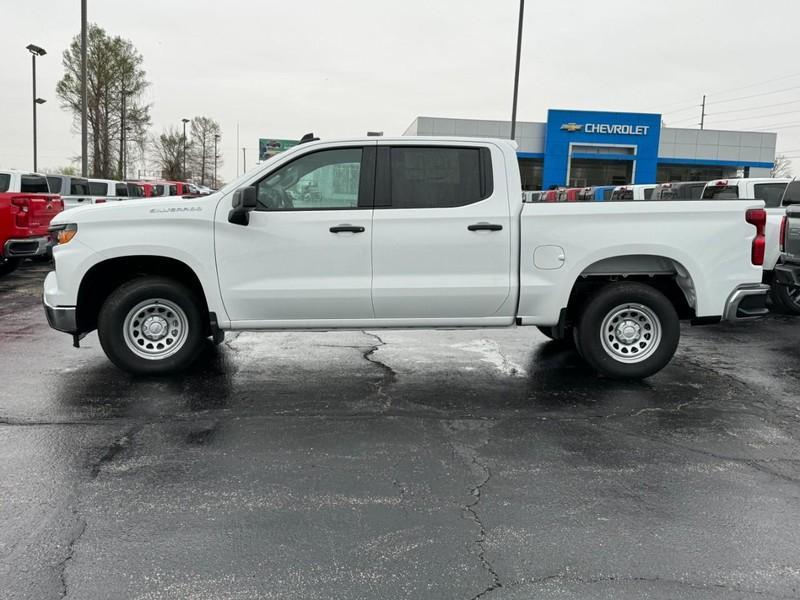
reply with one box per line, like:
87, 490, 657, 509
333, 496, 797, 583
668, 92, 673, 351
26, 44, 47, 172
236, 122, 240, 175
700, 94, 706, 130
80, 0, 88, 176
181, 118, 190, 180
213, 133, 220, 189
242, 147, 247, 173
510, 0, 525, 140
120, 89, 127, 179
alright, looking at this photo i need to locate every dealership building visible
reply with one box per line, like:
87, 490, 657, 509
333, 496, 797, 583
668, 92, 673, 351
404, 109, 777, 190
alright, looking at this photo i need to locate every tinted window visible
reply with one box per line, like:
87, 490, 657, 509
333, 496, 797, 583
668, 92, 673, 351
169, 185, 178, 196
255, 148, 362, 211
47, 176, 63, 194
153, 184, 164, 196
127, 183, 143, 198
89, 181, 108, 195
0, 174, 9, 193
782, 181, 800, 206
687, 184, 705, 200
115, 183, 128, 197
21, 176, 49, 193
643, 188, 653, 200
602, 189, 614, 201
754, 182, 788, 208
702, 185, 738, 199
70, 179, 90, 195
389, 147, 486, 209
611, 188, 633, 201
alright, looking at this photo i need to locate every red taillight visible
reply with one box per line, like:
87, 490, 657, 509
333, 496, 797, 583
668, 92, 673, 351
746, 208, 767, 266
780, 215, 788, 252
95, 198, 106, 204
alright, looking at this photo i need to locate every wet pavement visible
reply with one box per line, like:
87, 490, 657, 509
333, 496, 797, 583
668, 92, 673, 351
1, 262, 800, 599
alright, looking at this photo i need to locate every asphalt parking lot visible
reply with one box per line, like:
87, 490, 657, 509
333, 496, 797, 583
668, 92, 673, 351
1, 263, 800, 600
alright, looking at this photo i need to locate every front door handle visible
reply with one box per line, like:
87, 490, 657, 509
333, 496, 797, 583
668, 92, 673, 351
468, 223, 503, 232
330, 224, 365, 233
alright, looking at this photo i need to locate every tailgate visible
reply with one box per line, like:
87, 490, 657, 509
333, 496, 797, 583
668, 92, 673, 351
13, 193, 64, 235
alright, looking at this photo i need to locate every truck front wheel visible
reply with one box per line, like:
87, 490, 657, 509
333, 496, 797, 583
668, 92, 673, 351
98, 277, 206, 375
575, 282, 680, 379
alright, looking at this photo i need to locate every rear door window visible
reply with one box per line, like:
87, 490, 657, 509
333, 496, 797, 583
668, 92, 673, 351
169, 185, 178, 196
70, 179, 90, 195
781, 181, 800, 206
0, 173, 11, 193
643, 188, 654, 200
21, 175, 50, 193
386, 146, 491, 209
754, 182, 788, 208
115, 183, 129, 197
89, 181, 108, 195
47, 176, 63, 194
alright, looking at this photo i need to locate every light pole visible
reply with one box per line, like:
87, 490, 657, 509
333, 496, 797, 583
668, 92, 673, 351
120, 87, 133, 179
510, 0, 525, 141
242, 147, 246, 173
213, 133, 220, 189
181, 118, 190, 180
123, 126, 132, 180
26, 44, 47, 172
80, 0, 88, 176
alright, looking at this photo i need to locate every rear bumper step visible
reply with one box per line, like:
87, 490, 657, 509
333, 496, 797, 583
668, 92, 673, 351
723, 284, 770, 320
3, 236, 49, 258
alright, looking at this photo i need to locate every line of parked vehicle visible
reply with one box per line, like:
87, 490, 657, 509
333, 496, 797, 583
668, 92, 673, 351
0, 168, 215, 276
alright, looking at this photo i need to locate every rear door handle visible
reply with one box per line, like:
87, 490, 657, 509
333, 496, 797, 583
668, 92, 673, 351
330, 224, 365, 233
468, 223, 503, 231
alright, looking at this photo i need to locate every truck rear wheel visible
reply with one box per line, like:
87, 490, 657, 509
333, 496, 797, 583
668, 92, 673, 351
98, 277, 206, 375
0, 257, 20, 277
575, 282, 680, 379
771, 283, 800, 315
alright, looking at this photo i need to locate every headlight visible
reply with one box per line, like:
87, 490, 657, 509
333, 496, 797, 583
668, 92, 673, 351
49, 223, 78, 245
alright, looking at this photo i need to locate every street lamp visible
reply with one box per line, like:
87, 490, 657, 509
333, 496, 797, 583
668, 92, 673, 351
181, 118, 190, 180
213, 133, 220, 189
26, 43, 47, 172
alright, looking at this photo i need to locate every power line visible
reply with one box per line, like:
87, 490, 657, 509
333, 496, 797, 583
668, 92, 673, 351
706, 108, 800, 126
707, 97, 800, 116
705, 84, 800, 106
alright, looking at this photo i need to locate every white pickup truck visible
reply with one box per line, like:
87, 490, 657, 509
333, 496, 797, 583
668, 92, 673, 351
44, 137, 769, 379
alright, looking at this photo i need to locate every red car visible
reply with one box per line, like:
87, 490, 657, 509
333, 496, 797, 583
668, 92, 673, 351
151, 181, 198, 197
0, 170, 64, 276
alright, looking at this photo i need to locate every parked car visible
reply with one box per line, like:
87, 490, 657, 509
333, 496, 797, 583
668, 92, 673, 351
771, 182, 800, 313
0, 170, 63, 276
153, 181, 196, 197
46, 174, 93, 209
45, 137, 769, 379
590, 185, 616, 202
702, 178, 791, 305
609, 184, 656, 201
650, 181, 707, 201
88, 179, 129, 203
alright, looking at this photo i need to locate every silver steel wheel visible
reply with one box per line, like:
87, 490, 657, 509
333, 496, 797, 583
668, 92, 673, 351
122, 298, 189, 361
600, 303, 662, 364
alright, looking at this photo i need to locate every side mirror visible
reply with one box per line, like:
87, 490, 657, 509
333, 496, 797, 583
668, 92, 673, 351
228, 187, 257, 225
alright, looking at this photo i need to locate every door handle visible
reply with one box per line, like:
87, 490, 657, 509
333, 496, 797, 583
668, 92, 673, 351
329, 224, 365, 233
468, 223, 503, 232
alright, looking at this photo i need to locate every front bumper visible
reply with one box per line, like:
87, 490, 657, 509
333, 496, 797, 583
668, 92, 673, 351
43, 294, 77, 334
774, 263, 800, 287
3, 236, 49, 259
723, 284, 770, 321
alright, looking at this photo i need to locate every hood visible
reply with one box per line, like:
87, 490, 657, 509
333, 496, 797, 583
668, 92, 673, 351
50, 193, 221, 227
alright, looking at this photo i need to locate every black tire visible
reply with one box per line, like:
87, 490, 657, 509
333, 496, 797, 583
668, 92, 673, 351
98, 277, 206, 375
575, 282, 680, 379
0, 257, 20, 277
770, 283, 800, 315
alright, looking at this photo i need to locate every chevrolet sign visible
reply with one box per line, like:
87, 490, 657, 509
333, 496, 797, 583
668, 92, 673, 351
561, 122, 650, 135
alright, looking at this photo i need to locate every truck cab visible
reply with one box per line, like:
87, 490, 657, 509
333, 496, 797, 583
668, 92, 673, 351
0, 170, 64, 276
651, 181, 707, 200
88, 179, 129, 203
609, 184, 656, 201
46, 175, 92, 209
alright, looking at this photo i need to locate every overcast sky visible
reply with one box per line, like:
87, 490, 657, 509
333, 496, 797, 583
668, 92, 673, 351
3, 0, 800, 182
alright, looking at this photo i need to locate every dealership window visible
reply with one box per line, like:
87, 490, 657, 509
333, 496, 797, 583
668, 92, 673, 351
518, 158, 543, 190
656, 163, 725, 183
568, 159, 632, 187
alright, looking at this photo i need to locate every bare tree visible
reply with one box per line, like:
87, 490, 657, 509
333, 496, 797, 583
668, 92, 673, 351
56, 24, 151, 179
772, 154, 793, 178
152, 128, 184, 180
189, 117, 222, 186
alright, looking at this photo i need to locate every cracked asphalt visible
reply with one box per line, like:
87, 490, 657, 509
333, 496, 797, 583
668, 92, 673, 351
2, 263, 800, 599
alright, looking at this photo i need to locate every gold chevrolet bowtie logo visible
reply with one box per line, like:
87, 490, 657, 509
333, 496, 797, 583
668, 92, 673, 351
560, 123, 583, 132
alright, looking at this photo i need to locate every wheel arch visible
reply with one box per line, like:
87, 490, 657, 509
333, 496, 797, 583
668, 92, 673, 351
76, 255, 212, 335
